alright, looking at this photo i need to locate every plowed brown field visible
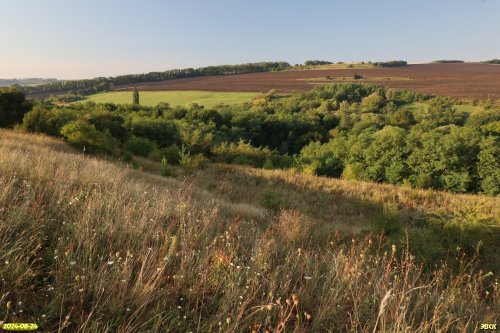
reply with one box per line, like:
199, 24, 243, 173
114, 63, 500, 100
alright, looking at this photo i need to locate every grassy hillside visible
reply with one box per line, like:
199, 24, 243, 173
82, 91, 260, 107
1, 129, 498, 332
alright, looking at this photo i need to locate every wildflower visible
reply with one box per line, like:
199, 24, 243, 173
292, 294, 299, 305
126, 308, 130, 312
107, 260, 114, 265
70, 261, 76, 266
304, 276, 312, 280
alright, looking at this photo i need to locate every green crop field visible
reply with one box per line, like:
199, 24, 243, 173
81, 91, 259, 107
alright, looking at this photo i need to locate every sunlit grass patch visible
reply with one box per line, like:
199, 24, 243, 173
81, 90, 260, 107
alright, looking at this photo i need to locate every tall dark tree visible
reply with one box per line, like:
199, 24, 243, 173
133, 87, 140, 106
0, 87, 32, 128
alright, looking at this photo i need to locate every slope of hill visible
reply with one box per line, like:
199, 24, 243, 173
0, 129, 498, 332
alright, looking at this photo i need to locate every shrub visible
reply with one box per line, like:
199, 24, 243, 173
21, 104, 77, 136
414, 173, 433, 189
125, 136, 157, 157
160, 157, 172, 177
374, 205, 404, 236
361, 92, 385, 112
260, 189, 289, 213
129, 116, 179, 147
297, 141, 343, 177
262, 158, 274, 170
440, 171, 471, 193
478, 136, 500, 195
386, 108, 416, 128
122, 151, 133, 163
211, 140, 278, 168
179, 146, 207, 170
0, 87, 32, 128
162, 144, 181, 164
85, 112, 128, 142
342, 163, 369, 181
60, 120, 117, 153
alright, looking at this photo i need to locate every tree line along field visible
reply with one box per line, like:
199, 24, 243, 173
112, 63, 500, 100
81, 91, 260, 107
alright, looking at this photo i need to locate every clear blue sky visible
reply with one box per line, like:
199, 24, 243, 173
1, 0, 499, 79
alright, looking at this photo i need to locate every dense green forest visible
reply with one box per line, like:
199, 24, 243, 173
21, 62, 291, 96
1, 83, 499, 195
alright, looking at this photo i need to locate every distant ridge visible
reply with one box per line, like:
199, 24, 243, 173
0, 78, 58, 87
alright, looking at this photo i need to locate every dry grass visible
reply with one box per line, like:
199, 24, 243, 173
190, 164, 499, 235
241, 165, 499, 214
0, 129, 498, 332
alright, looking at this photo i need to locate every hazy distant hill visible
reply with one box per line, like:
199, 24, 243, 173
0, 78, 58, 87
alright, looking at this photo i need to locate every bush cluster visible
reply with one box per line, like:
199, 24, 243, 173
3, 82, 499, 195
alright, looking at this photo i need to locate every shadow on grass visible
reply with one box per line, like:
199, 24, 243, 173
195, 164, 499, 274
